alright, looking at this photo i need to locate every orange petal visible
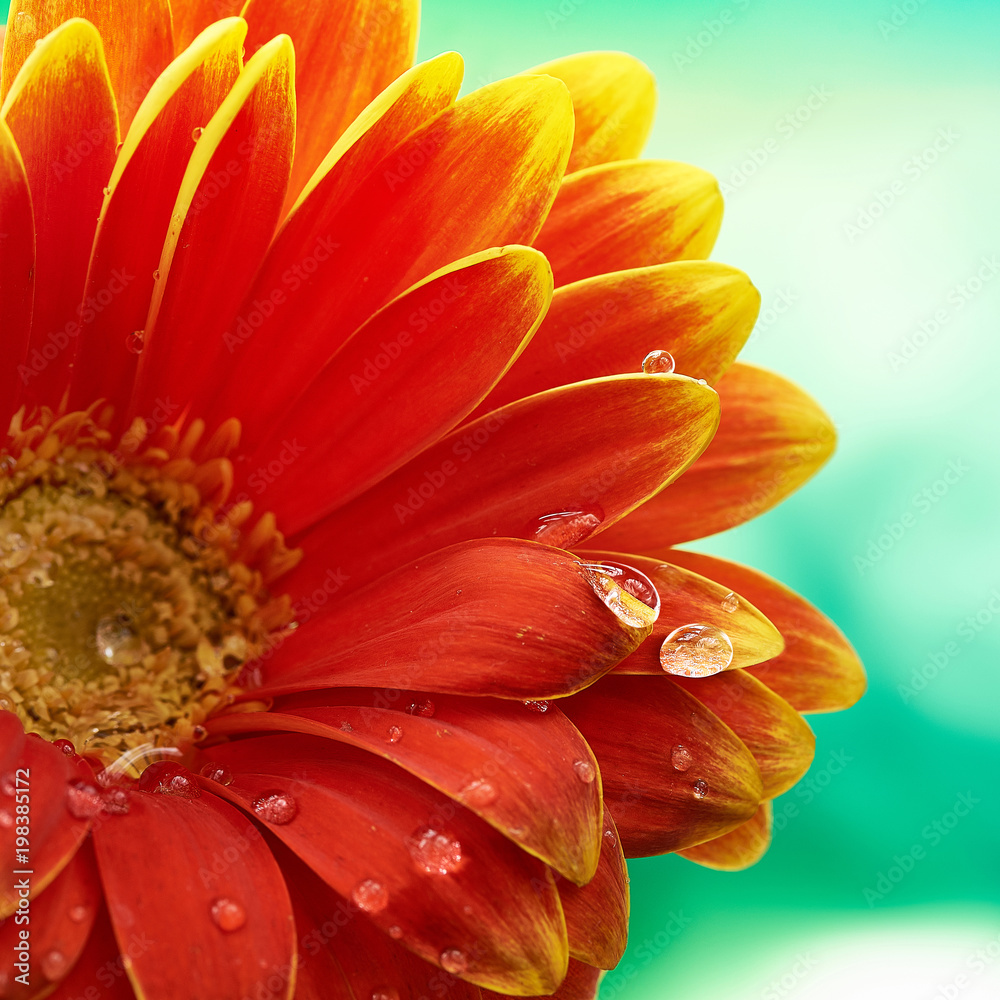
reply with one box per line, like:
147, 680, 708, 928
679, 801, 772, 871
172, 0, 244, 53
2, 0, 172, 131
45, 904, 137, 1000
131, 33, 295, 418
672, 669, 815, 799
596, 362, 837, 548
0, 119, 33, 418
286, 374, 719, 596
484, 961, 603, 1000
71, 17, 244, 414
526, 51, 656, 173
242, 0, 419, 210
575, 551, 784, 673
210, 72, 573, 444
534, 160, 722, 287
665, 548, 867, 713
561, 675, 762, 857
475, 261, 759, 417
1, 18, 118, 408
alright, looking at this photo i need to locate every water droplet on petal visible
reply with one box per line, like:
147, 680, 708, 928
530, 507, 604, 547
461, 779, 498, 808
53, 738, 76, 755
659, 623, 734, 677
671, 745, 693, 772
523, 699, 549, 713
372, 988, 399, 1000
14, 12, 36, 36
408, 827, 464, 874
192, 126, 204, 140
604, 827, 617, 846
252, 790, 298, 824
152, 269, 161, 281
385, 725, 403, 744
696, 378, 708, 386
101, 786, 131, 815
95, 615, 146, 666
211, 897, 247, 931
200, 762, 234, 786
0, 809, 13, 828
578, 561, 660, 627
68, 903, 90, 923
66, 781, 103, 819
0, 773, 14, 796
388, 925, 403, 940
351, 878, 388, 913
115, 140, 124, 156
642, 350, 675, 375
573, 759, 596, 784
693, 779, 708, 799
137, 762, 201, 798
440, 948, 468, 975
340, 721, 353, 733
125, 330, 144, 354
41, 949, 68, 979
102, 186, 111, 197
721, 591, 739, 613
405, 699, 435, 718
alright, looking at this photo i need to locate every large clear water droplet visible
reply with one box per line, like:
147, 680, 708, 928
137, 762, 201, 798
721, 591, 739, 613
211, 897, 247, 932
440, 948, 468, 975
351, 878, 389, 913
461, 778, 498, 808
659, 623, 734, 677
573, 759, 596, 784
578, 560, 660, 627
408, 827, 464, 875
642, 350, 675, 375
671, 745, 693, 772
530, 507, 603, 547
693, 779, 709, 799
200, 762, 234, 786
252, 790, 298, 824
95, 616, 146, 667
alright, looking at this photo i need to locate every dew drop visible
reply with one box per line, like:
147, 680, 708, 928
573, 759, 596, 784
642, 349, 675, 375
137, 762, 201, 798
603, 827, 617, 846
252, 790, 298, 824
192, 724, 208, 741
405, 699, 435, 718
102, 186, 111, 197
66, 781, 103, 819
0, 809, 13, 829
523, 699, 549, 713
0, 773, 14, 796
211, 897, 247, 931
41, 949, 68, 980
14, 12, 36, 36
152, 269, 161, 281
101, 786, 131, 815
388, 925, 403, 940
530, 507, 603, 547
125, 330, 144, 354
671, 745, 693, 772
350, 878, 388, 913
372, 988, 399, 1000
461, 778, 498, 808
578, 560, 660, 627
721, 591, 739, 613
201, 762, 234, 786
115, 141, 124, 156
659, 623, 734, 677
340, 721, 354, 733
192, 126, 204, 140
693, 779, 708, 799
53, 738, 76, 755
95, 615, 146, 667
696, 378, 708, 386
408, 827, 464, 875
68, 903, 90, 923
385, 725, 403, 744
440, 948, 468, 975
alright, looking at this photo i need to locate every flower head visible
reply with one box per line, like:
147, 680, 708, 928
0, 2, 864, 998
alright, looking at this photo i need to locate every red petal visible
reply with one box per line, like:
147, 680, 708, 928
91, 789, 295, 1000
172, 0, 244, 52
483, 961, 603, 1000
47, 905, 137, 1000
258, 539, 653, 700
242, 0, 419, 210
210, 690, 602, 885
208, 72, 573, 444
286, 374, 719, 596
678, 801, 772, 871
1, 19, 118, 408
534, 160, 722, 287
561, 676, 762, 857
205, 734, 569, 995
664, 549, 867, 713
237, 246, 553, 534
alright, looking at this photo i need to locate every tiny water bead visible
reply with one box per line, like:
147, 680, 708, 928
461, 778, 498, 808
252, 790, 298, 825
372, 988, 400, 1000
387, 925, 403, 940
671, 745, 694, 772
125, 330, 144, 354
659, 623, 734, 677
408, 827, 464, 875
573, 759, 596, 784
523, 699, 549, 713
404, 699, 435, 718
210, 897, 247, 932
40, 949, 69, 980
200, 762, 234, 786
100, 786, 132, 815
68, 903, 90, 923
439, 949, 468, 975
192, 126, 204, 140
641, 350, 676, 375
692, 779, 709, 799
721, 591, 740, 613
351, 878, 389, 913
138, 762, 201, 798
385, 724, 403, 744
578, 560, 661, 628
530, 507, 603, 547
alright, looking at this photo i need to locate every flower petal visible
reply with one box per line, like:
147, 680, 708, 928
679, 801, 772, 871
596, 362, 837, 549
172, 0, 244, 52
209, 690, 602, 885
561, 676, 762, 857
71, 17, 244, 413
205, 734, 569, 995
483, 961, 603, 1000
131, 33, 295, 419
286, 374, 719, 595
534, 160, 722, 287
239, 246, 554, 534
671, 670, 815, 798
2, 0, 172, 130
210, 72, 573, 444
664, 549, 867, 713
475, 261, 759, 417
575, 551, 784, 673
258, 539, 653, 700
91, 790, 295, 1000
1, 18, 118, 408
242, 0, 419, 210
526, 51, 656, 173
46, 905, 138, 1000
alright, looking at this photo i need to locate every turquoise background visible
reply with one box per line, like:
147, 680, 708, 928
3, 0, 998, 996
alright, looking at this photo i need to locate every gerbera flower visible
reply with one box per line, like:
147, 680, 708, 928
0, 2, 865, 998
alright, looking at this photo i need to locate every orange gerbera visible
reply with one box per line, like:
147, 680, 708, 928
0, 2, 864, 999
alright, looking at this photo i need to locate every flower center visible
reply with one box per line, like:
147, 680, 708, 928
0, 406, 299, 760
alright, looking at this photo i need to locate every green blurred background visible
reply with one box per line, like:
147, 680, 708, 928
3, 0, 997, 996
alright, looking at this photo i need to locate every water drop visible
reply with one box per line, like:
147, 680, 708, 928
95, 615, 146, 667
115, 141, 124, 156
693, 779, 708, 799
252, 790, 298, 824
53, 738, 76, 755
102, 186, 111, 197
523, 699, 549, 713
137, 762, 201, 798
68, 903, 90, 923
101, 786, 131, 815
671, 745, 693, 772
603, 828, 617, 846
696, 378, 707, 386
385, 725, 403, 744
372, 988, 399, 1000
192, 126, 204, 140
14, 12, 36, 36
41, 949, 68, 980
0, 809, 12, 829
405, 699, 435, 718
578, 560, 660, 627
721, 591, 739, 613
461, 778, 498, 808
350, 878, 388, 913
192, 724, 208, 741
659, 623, 734, 677
211, 897, 247, 931
408, 827, 464, 875
200, 762, 234, 786
388, 925, 403, 940
0, 773, 14, 796
573, 759, 596, 784
642, 350, 675, 375
126, 330, 144, 354
152, 269, 161, 281
530, 507, 603, 547
440, 948, 468, 975
66, 781, 103, 819
340, 721, 353, 733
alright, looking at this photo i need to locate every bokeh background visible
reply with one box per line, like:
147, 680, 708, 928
2, 0, 996, 996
